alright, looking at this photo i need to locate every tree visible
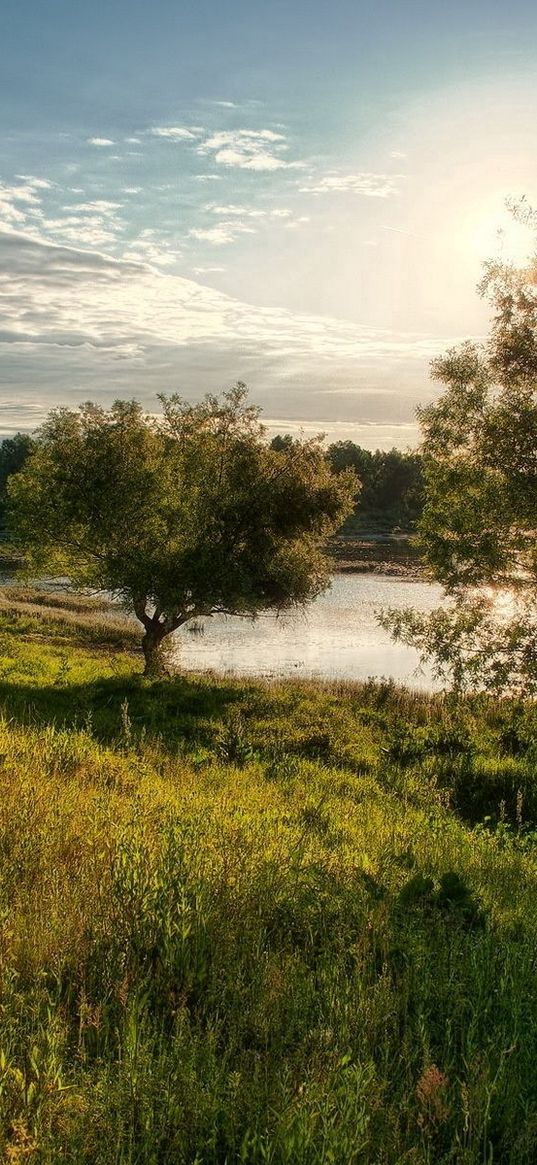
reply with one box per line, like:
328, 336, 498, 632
382, 203, 537, 692
9, 386, 357, 675
326, 441, 423, 533
270, 433, 295, 453
371, 449, 424, 529
0, 433, 34, 534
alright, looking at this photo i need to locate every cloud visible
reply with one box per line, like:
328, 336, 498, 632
150, 126, 202, 140
39, 217, 124, 249
0, 178, 52, 229
0, 195, 27, 225
87, 137, 115, 147
0, 225, 446, 436
206, 203, 266, 219
299, 172, 401, 197
189, 222, 256, 245
15, 175, 54, 189
198, 129, 295, 172
1, 182, 41, 204
205, 203, 292, 220
283, 215, 310, 229
68, 200, 123, 214
123, 228, 181, 268
263, 417, 419, 451
26, 191, 126, 250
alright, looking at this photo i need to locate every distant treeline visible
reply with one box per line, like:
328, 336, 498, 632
271, 435, 424, 534
0, 433, 34, 536
0, 431, 424, 541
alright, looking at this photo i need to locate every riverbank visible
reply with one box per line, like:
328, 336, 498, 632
330, 534, 423, 577
0, 611, 536, 1161
0, 535, 425, 582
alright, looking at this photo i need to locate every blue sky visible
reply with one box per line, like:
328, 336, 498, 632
2, 0, 537, 444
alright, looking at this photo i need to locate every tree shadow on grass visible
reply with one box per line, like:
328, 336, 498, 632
0, 671, 247, 752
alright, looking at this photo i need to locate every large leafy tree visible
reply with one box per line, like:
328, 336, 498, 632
9, 386, 357, 675
383, 204, 537, 692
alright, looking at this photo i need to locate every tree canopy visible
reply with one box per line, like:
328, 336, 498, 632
383, 203, 537, 692
9, 386, 357, 674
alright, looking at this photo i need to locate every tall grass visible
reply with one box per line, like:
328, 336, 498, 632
0, 585, 139, 650
0, 603, 536, 1160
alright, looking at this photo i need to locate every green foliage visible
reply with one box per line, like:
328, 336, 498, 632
398, 870, 486, 929
326, 440, 424, 533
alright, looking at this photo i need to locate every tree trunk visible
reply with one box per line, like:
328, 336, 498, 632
141, 626, 172, 677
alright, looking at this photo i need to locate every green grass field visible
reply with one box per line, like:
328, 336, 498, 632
0, 591, 536, 1162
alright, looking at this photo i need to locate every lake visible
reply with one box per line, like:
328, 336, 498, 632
173, 572, 444, 687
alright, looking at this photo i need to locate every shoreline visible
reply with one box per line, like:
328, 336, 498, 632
0, 540, 426, 582
330, 536, 424, 579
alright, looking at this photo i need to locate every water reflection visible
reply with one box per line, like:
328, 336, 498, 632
173, 573, 445, 688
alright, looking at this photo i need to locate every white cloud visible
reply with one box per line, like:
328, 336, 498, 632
39, 215, 123, 248
87, 137, 115, 147
15, 175, 53, 189
0, 179, 50, 230
283, 215, 310, 229
1, 183, 41, 204
206, 203, 266, 219
263, 417, 419, 451
198, 129, 295, 172
189, 221, 256, 246
68, 200, 123, 214
0, 195, 27, 226
150, 126, 201, 140
123, 241, 180, 268
299, 172, 401, 197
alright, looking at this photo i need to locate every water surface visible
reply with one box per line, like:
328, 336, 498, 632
173, 573, 444, 688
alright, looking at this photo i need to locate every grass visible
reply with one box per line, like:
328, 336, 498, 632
0, 585, 139, 650
0, 592, 537, 1161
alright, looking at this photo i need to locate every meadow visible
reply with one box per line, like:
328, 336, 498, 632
0, 589, 536, 1162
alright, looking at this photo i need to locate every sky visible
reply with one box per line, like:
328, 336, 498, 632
2, 0, 537, 447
